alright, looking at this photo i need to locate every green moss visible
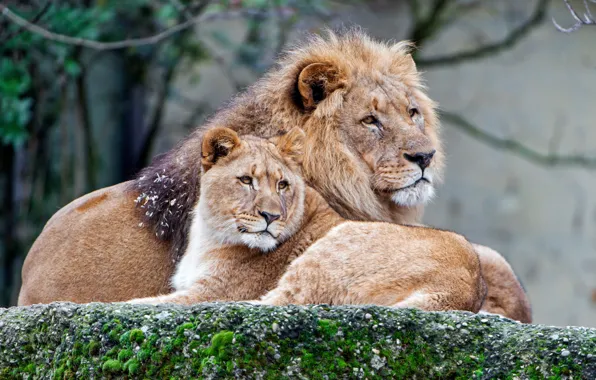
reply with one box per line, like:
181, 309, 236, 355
123, 358, 141, 375
108, 329, 121, 343
137, 348, 151, 362
317, 318, 338, 336
53, 365, 65, 380
103, 346, 118, 359
23, 363, 36, 374
151, 350, 165, 363
2, 303, 596, 378
129, 328, 145, 344
205, 331, 235, 361
87, 341, 100, 356
117, 348, 133, 362
72, 342, 83, 356
176, 322, 194, 335
101, 359, 122, 373
118, 330, 130, 344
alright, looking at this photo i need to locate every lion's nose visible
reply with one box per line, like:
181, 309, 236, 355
259, 211, 281, 225
404, 150, 436, 170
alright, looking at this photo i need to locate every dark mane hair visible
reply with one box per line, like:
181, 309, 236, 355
129, 134, 202, 259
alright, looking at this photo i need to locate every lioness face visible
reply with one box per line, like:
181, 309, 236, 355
199, 128, 305, 252
341, 79, 441, 207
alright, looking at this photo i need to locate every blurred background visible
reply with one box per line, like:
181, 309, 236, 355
0, 0, 594, 326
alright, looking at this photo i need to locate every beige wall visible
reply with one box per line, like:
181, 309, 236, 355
157, 1, 596, 327
420, 2, 596, 327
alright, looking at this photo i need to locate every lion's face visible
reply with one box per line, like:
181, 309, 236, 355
198, 127, 305, 252
339, 79, 441, 207
293, 36, 443, 222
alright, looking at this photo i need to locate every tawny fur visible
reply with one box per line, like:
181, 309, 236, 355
473, 244, 532, 323
18, 183, 174, 305
18, 29, 530, 322
258, 222, 485, 312
130, 130, 486, 313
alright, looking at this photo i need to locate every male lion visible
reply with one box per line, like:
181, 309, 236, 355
130, 127, 486, 313
18, 30, 530, 322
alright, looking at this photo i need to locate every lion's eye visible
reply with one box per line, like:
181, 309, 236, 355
409, 107, 419, 118
361, 115, 379, 125
278, 180, 289, 191
238, 176, 253, 185
362, 115, 383, 137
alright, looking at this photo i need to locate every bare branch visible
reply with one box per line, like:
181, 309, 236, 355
407, 0, 450, 48
0, 0, 50, 43
0, 4, 271, 51
553, 0, 596, 33
416, 0, 549, 68
441, 110, 596, 169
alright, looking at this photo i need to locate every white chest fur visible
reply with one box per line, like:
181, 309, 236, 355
171, 200, 218, 291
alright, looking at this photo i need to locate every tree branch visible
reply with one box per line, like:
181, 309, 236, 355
407, 0, 450, 47
441, 110, 596, 169
553, 0, 596, 33
0, 1, 50, 43
0, 4, 272, 51
416, 0, 549, 68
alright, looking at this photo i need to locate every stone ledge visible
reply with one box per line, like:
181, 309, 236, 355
0, 302, 594, 378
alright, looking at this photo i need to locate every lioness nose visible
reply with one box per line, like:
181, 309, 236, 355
259, 211, 281, 225
404, 150, 435, 170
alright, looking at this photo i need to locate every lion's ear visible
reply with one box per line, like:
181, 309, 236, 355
404, 54, 417, 73
272, 127, 305, 164
201, 127, 241, 171
297, 62, 346, 111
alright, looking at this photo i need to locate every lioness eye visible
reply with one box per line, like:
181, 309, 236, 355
239, 176, 253, 185
409, 107, 419, 118
278, 180, 289, 191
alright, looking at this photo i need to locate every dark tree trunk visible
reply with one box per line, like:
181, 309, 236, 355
1, 144, 16, 307
120, 79, 147, 181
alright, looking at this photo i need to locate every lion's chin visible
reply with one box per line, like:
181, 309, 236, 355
240, 232, 279, 252
390, 180, 435, 207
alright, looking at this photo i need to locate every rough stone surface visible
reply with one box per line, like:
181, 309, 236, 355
1, 303, 595, 379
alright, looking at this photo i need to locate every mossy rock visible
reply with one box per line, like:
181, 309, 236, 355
0, 302, 595, 379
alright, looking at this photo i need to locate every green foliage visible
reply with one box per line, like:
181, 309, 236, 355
0, 1, 204, 149
0, 59, 32, 146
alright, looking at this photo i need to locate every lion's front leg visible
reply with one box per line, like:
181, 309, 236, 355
126, 278, 226, 305
127, 291, 194, 305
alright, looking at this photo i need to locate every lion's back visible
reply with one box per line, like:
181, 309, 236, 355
18, 182, 174, 305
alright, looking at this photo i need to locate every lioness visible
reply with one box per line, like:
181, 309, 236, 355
18, 30, 530, 322
130, 127, 486, 313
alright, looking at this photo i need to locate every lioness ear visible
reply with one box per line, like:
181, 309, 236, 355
272, 127, 305, 164
297, 62, 346, 111
404, 54, 417, 73
201, 127, 241, 171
